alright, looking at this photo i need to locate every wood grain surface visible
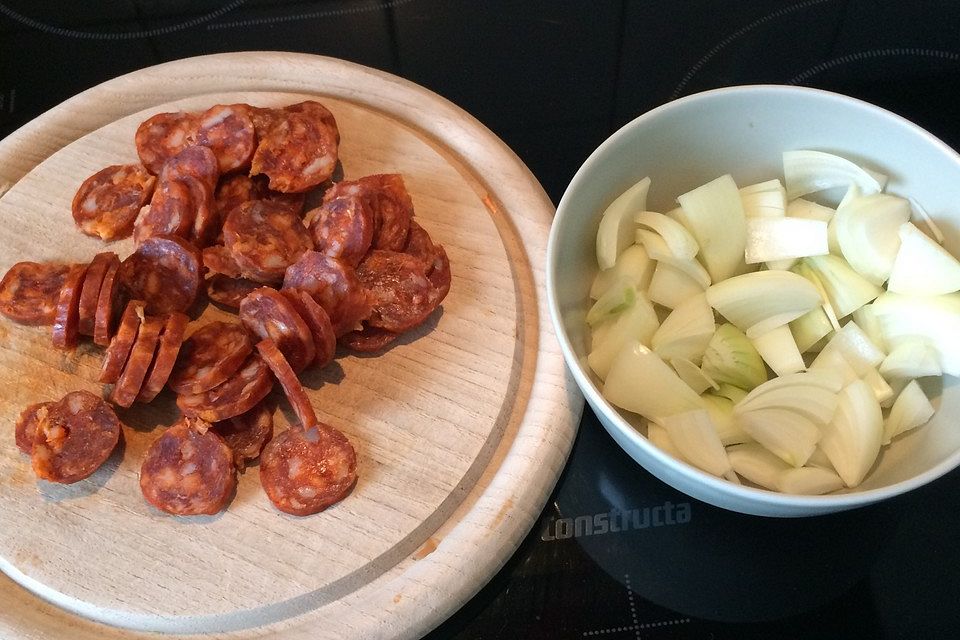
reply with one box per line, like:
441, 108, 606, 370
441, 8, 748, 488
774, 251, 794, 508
0, 53, 581, 639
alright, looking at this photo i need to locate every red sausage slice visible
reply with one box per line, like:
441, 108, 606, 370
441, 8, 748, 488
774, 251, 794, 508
119, 234, 202, 315
176, 353, 273, 422
213, 401, 274, 471
31, 390, 122, 484
135, 111, 199, 175
240, 288, 315, 373
99, 300, 145, 383
306, 187, 374, 268
51, 263, 89, 350
195, 104, 256, 175
136, 312, 190, 403
206, 274, 261, 310
134, 176, 196, 244
110, 315, 164, 408
282, 251, 372, 336
77, 252, 119, 337
250, 101, 340, 193
167, 320, 253, 395
139, 417, 236, 516
71, 164, 156, 240
282, 288, 336, 367
223, 200, 312, 284
259, 423, 357, 516
15, 401, 52, 455
202, 244, 243, 278
93, 260, 122, 347
338, 325, 399, 353
358, 174, 414, 252
0, 261, 70, 325
256, 337, 317, 429
404, 219, 452, 302
356, 250, 438, 333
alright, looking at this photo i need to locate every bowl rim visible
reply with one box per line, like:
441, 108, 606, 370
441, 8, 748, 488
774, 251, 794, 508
546, 83, 960, 512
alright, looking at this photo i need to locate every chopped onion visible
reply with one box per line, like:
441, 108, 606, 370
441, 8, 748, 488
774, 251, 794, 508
675, 174, 748, 282
647, 261, 706, 309
909, 197, 945, 244
647, 421, 685, 460
590, 243, 655, 300
887, 222, 960, 295
834, 193, 911, 285
749, 324, 806, 377
872, 292, 960, 376
651, 293, 715, 364
587, 291, 660, 380
728, 443, 788, 490
637, 229, 712, 289
878, 337, 941, 380
775, 466, 844, 495
714, 382, 748, 404
658, 409, 732, 477
701, 393, 752, 445
635, 211, 699, 260
789, 306, 834, 354
701, 323, 768, 391
586, 277, 635, 326
808, 347, 860, 386
736, 379, 839, 425
738, 407, 821, 468
814, 320, 885, 376
706, 270, 821, 333
602, 340, 704, 420
740, 179, 786, 218
791, 261, 841, 330
851, 304, 888, 353
672, 358, 719, 394
819, 379, 883, 488
741, 370, 845, 401
596, 176, 650, 269
783, 150, 883, 201
804, 254, 882, 318
745, 217, 829, 264
786, 198, 835, 222
882, 379, 935, 444
862, 366, 895, 405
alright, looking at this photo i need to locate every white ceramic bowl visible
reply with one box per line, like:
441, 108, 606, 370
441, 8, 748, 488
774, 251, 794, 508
547, 85, 960, 517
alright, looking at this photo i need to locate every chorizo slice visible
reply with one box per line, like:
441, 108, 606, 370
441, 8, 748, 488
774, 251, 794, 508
259, 423, 357, 516
207, 274, 261, 310
223, 200, 312, 284
176, 353, 273, 422
250, 101, 340, 193
167, 320, 253, 395
239, 288, 315, 373
31, 390, 122, 484
194, 104, 256, 175
185, 175, 218, 248
353, 174, 413, 251
15, 401, 52, 455
139, 417, 236, 516
356, 250, 438, 333
256, 337, 317, 429
306, 189, 374, 268
110, 315, 164, 408
213, 400, 274, 471
77, 252, 119, 337
161, 145, 219, 187
135, 111, 199, 175
0, 261, 70, 325
51, 263, 90, 350
134, 177, 196, 244
202, 244, 242, 278
214, 173, 258, 224
71, 164, 156, 240
282, 251, 372, 336
404, 220, 452, 302
282, 288, 336, 367
338, 325, 399, 353
136, 312, 190, 403
93, 260, 122, 347
99, 299, 145, 383
119, 234, 202, 315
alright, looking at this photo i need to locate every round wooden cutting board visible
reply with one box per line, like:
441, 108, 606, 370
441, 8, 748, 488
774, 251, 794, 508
0, 53, 581, 639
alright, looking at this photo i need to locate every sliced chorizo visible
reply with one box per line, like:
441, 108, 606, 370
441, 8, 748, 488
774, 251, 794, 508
223, 200, 312, 284
135, 111, 199, 175
99, 299, 145, 384
282, 288, 336, 367
338, 325, 399, 353
404, 219, 452, 302
51, 263, 89, 350
259, 423, 357, 516
250, 101, 340, 193
306, 188, 374, 268
139, 417, 236, 516
119, 234, 202, 315
282, 251, 372, 336
0, 261, 70, 325
213, 401, 274, 471
239, 287, 315, 373
176, 353, 273, 422
93, 260, 122, 347
356, 250, 438, 333
110, 315, 164, 408
15, 401, 52, 455
256, 337, 317, 429
136, 312, 189, 403
358, 174, 414, 251
71, 164, 156, 240
194, 104, 256, 175
202, 244, 242, 278
206, 274, 261, 310
167, 320, 253, 395
31, 390, 122, 484
134, 177, 196, 244
77, 252, 119, 337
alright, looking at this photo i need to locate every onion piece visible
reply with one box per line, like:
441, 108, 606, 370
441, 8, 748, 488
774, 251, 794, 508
590, 243, 655, 300
587, 291, 660, 380
872, 292, 960, 376
813, 320, 885, 376
791, 261, 841, 330
882, 379, 935, 444
741, 370, 845, 402
602, 339, 704, 420
789, 306, 834, 354
819, 379, 883, 488
637, 229, 712, 289
738, 407, 821, 468
586, 277, 635, 326
651, 293, 715, 364
647, 261, 706, 309
706, 270, 821, 333
879, 337, 941, 380
635, 211, 699, 260
851, 304, 888, 353
675, 174, 748, 282
736, 380, 839, 425
745, 217, 829, 264
783, 150, 883, 201
647, 421, 685, 460
834, 193, 911, 285
658, 409, 732, 477
808, 347, 860, 386
775, 466, 844, 495
701, 323, 767, 391
714, 382, 748, 404
596, 176, 650, 269
728, 443, 788, 490
786, 198, 835, 222
750, 324, 806, 377
862, 366, 894, 405
740, 179, 786, 218
887, 222, 960, 295
804, 255, 882, 319
806, 446, 836, 471
672, 358, 719, 394
909, 197, 945, 244
701, 393, 752, 445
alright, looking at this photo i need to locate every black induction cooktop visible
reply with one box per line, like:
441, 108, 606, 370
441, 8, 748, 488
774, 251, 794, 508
3, 2, 960, 638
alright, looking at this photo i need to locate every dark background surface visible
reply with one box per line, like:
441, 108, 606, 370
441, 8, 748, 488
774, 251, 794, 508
3, 1, 960, 638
